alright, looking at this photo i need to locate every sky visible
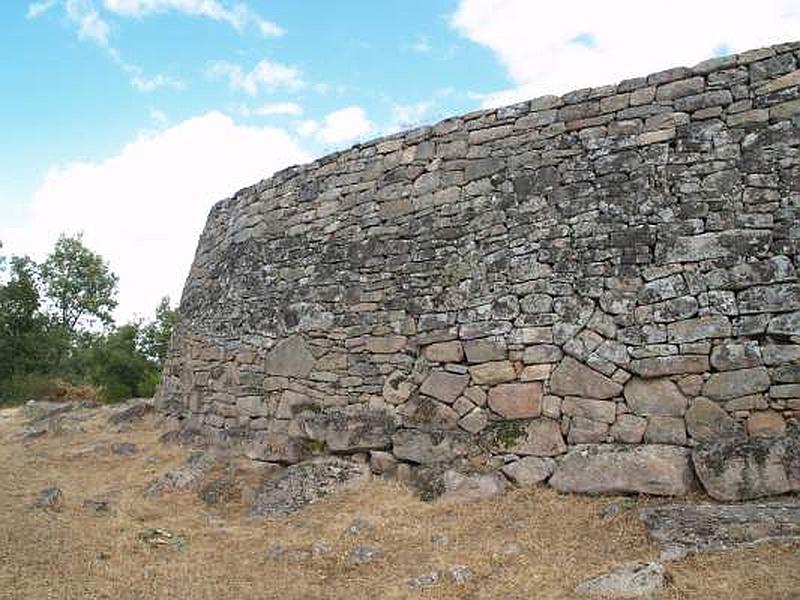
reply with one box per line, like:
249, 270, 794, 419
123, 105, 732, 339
1, 0, 799, 323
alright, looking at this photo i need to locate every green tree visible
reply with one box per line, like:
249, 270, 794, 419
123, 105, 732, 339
81, 323, 159, 401
39, 234, 118, 336
140, 296, 178, 367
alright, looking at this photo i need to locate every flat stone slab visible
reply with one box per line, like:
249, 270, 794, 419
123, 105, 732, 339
549, 444, 696, 496
575, 561, 665, 598
249, 457, 370, 517
640, 502, 800, 558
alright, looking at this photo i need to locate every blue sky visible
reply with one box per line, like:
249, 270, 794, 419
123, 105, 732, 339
2, 0, 798, 321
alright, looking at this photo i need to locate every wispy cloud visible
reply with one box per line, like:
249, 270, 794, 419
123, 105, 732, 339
26, 0, 57, 18
130, 72, 185, 92
101, 0, 284, 37
65, 0, 111, 46
240, 102, 304, 117
208, 59, 304, 96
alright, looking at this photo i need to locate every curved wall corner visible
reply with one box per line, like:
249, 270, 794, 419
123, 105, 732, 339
156, 41, 800, 497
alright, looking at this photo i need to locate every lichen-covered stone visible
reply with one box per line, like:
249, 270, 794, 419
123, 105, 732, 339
692, 432, 800, 501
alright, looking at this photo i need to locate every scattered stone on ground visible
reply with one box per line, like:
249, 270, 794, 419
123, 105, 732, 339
574, 561, 665, 598
639, 502, 800, 559
144, 451, 217, 497
344, 517, 371, 536
22, 401, 75, 422
158, 426, 209, 448
249, 457, 370, 518
108, 399, 153, 426
407, 572, 439, 588
34, 486, 63, 510
348, 544, 381, 565
266, 542, 311, 561
82, 497, 112, 514
448, 565, 473, 584
691, 429, 800, 501
549, 445, 696, 496
137, 527, 187, 551
110, 441, 138, 456
600, 499, 637, 521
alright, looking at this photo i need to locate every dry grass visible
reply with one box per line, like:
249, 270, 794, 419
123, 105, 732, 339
0, 406, 797, 600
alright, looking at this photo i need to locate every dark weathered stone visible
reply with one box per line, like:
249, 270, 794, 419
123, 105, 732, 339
640, 502, 800, 556
692, 432, 800, 501
249, 458, 370, 517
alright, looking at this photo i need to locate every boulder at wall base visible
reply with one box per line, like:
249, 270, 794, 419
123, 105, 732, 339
549, 444, 696, 496
639, 502, 800, 557
294, 409, 396, 453
691, 429, 800, 501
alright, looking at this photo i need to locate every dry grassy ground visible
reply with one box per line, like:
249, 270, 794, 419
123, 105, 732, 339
0, 405, 797, 600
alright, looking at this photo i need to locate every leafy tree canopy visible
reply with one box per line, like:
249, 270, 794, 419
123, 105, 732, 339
40, 234, 119, 335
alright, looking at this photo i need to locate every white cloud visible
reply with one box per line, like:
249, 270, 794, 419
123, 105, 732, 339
26, 0, 57, 18
102, 0, 284, 36
208, 59, 304, 96
315, 106, 373, 145
452, 0, 800, 107
130, 72, 185, 92
244, 102, 304, 117
388, 101, 434, 132
65, 0, 111, 46
1, 112, 309, 321
296, 119, 319, 137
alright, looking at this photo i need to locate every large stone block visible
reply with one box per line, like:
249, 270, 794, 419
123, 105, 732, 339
629, 356, 710, 378
468, 361, 517, 385
420, 371, 470, 404
487, 383, 542, 419
264, 336, 316, 378
549, 356, 622, 399
685, 398, 737, 442
483, 418, 566, 457
392, 430, 474, 464
549, 445, 697, 496
692, 432, 800, 501
702, 367, 771, 400
624, 378, 688, 416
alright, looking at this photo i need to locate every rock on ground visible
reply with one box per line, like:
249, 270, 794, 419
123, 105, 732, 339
249, 457, 370, 518
108, 399, 153, 426
34, 486, 64, 510
575, 562, 665, 598
639, 502, 800, 558
691, 429, 800, 501
145, 451, 217, 497
549, 445, 696, 496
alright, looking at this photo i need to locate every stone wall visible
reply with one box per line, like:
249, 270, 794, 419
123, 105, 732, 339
156, 42, 800, 497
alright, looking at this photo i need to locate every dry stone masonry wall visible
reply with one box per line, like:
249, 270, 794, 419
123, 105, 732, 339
157, 42, 800, 499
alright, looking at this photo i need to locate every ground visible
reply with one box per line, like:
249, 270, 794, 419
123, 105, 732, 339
0, 403, 797, 600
